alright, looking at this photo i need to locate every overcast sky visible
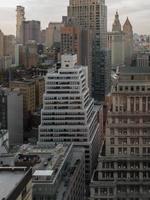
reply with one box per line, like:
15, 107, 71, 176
0, 0, 149, 35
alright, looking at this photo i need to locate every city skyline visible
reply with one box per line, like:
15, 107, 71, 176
0, 0, 149, 35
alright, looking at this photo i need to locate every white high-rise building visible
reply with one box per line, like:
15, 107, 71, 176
38, 54, 102, 183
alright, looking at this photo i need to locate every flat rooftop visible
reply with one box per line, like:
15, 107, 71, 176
0, 168, 27, 200
19, 144, 72, 183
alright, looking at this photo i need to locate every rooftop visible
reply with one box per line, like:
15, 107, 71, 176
18, 144, 72, 183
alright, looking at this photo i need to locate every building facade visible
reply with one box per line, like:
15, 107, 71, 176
38, 54, 102, 184
32, 144, 85, 200
45, 22, 64, 48
0, 88, 23, 146
137, 52, 150, 67
22, 20, 41, 44
4, 35, 16, 59
90, 66, 150, 200
20, 41, 39, 68
10, 80, 36, 114
0, 30, 4, 57
61, 24, 93, 92
68, 0, 110, 102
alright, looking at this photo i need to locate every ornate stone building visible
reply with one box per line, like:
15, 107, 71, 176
90, 66, 150, 200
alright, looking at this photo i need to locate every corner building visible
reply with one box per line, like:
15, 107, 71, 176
90, 66, 150, 200
38, 54, 102, 184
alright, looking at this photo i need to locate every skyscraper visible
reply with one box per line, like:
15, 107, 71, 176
61, 24, 93, 92
38, 54, 102, 185
45, 22, 64, 48
68, 0, 110, 102
22, 20, 41, 44
16, 6, 25, 44
123, 17, 133, 66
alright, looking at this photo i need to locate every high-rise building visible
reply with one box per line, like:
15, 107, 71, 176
61, 25, 81, 63
45, 22, 64, 48
22, 20, 41, 44
4, 35, 16, 63
16, 6, 25, 44
34, 77, 45, 108
68, 0, 110, 102
10, 80, 36, 114
0, 30, 4, 57
20, 41, 39, 68
38, 54, 102, 185
0, 88, 23, 145
108, 12, 125, 67
90, 66, 150, 199
10, 77, 45, 113
61, 24, 93, 91
123, 17, 133, 66
40, 29, 46, 44
15, 44, 23, 66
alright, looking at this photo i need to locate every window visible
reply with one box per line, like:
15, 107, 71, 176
125, 86, 128, 91
131, 86, 134, 91
119, 86, 123, 91
142, 86, 145, 91
110, 148, 114, 155
131, 75, 134, 80
110, 138, 114, 145
136, 86, 140, 91
95, 188, 98, 194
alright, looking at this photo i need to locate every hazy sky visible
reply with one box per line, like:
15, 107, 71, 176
0, 0, 149, 35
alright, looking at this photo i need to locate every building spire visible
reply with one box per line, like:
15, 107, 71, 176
124, 17, 132, 28
123, 17, 133, 33
112, 11, 122, 32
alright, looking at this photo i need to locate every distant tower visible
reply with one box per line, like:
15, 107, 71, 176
0, 30, 4, 57
16, 6, 25, 44
112, 11, 121, 32
108, 11, 125, 67
123, 17, 133, 65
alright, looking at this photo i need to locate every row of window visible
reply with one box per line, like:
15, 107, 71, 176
110, 147, 150, 155
110, 138, 150, 145
116, 85, 150, 92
